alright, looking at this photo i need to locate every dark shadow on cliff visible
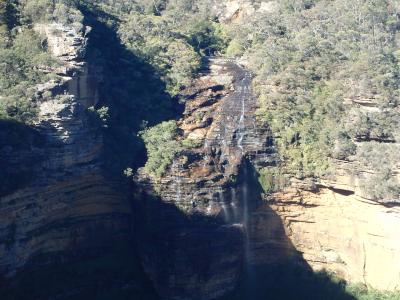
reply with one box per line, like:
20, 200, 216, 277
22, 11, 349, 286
132, 181, 244, 300
0, 7, 183, 299
0, 240, 159, 300
221, 263, 355, 300
80, 6, 184, 176
219, 161, 356, 300
130, 158, 356, 300
0, 120, 45, 197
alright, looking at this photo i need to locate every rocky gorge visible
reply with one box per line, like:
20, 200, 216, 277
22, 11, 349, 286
0, 1, 400, 299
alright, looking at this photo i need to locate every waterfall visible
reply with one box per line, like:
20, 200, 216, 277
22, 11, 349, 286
177, 172, 182, 203
219, 188, 231, 223
239, 74, 253, 266
242, 165, 252, 268
220, 117, 228, 162
231, 187, 240, 223
172, 160, 182, 203
237, 89, 246, 154
206, 200, 213, 215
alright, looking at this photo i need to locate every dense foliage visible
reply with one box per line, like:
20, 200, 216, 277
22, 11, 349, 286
140, 120, 181, 177
0, 0, 60, 123
1, 0, 399, 194
347, 284, 400, 300
226, 0, 400, 199
117, 0, 227, 94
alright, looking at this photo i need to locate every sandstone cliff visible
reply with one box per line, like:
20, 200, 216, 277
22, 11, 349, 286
0, 22, 131, 279
1, 2, 399, 298
134, 58, 276, 300
211, 0, 400, 293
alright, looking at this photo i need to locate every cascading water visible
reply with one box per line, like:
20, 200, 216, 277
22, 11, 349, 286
172, 160, 182, 203
219, 188, 231, 223
231, 187, 240, 223
203, 138, 210, 167
206, 200, 213, 215
242, 165, 251, 265
220, 115, 228, 162
237, 88, 246, 155
237, 72, 253, 269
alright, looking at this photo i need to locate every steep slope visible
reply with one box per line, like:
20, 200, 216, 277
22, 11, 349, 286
212, 0, 400, 292
0, 1, 399, 299
134, 58, 276, 300
0, 21, 132, 283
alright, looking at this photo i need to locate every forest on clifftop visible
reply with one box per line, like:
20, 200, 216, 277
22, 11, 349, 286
1, 0, 399, 201
0, 1, 399, 299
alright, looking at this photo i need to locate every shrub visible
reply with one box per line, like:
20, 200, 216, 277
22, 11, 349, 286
0, 28, 58, 123
245, 0, 400, 178
181, 138, 201, 149
257, 167, 287, 194
140, 120, 182, 177
184, 20, 229, 55
19, 0, 83, 28
119, 12, 201, 95
226, 39, 245, 57
346, 284, 400, 300
357, 143, 400, 200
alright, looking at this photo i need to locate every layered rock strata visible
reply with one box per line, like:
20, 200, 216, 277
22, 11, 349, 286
256, 187, 400, 291
0, 23, 131, 277
134, 58, 276, 300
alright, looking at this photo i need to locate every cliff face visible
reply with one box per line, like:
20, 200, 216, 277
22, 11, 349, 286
130, 56, 400, 298
1, 5, 399, 299
134, 58, 276, 300
254, 71, 400, 291
209, 0, 400, 292
0, 23, 131, 277
257, 188, 400, 291
253, 148, 400, 290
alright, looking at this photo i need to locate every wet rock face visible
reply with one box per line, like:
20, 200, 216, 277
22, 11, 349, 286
135, 58, 276, 299
0, 23, 130, 277
137, 58, 275, 216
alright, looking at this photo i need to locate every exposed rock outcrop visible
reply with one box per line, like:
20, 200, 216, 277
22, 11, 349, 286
213, 0, 278, 23
0, 23, 131, 277
134, 58, 276, 300
212, 1, 400, 291
256, 187, 400, 291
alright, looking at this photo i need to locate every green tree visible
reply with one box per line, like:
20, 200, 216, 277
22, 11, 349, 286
140, 120, 182, 177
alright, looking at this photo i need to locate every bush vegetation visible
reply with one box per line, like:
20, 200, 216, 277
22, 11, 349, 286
0, 0, 63, 124
347, 284, 400, 300
257, 167, 287, 194
357, 142, 400, 200
223, 0, 400, 199
117, 0, 228, 95
140, 120, 182, 177
0, 29, 57, 123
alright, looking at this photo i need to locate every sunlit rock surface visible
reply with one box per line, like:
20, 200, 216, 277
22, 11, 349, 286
258, 187, 400, 290
134, 58, 276, 300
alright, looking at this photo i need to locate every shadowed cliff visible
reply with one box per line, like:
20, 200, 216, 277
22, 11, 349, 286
219, 165, 356, 300
0, 6, 181, 299
132, 55, 357, 299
